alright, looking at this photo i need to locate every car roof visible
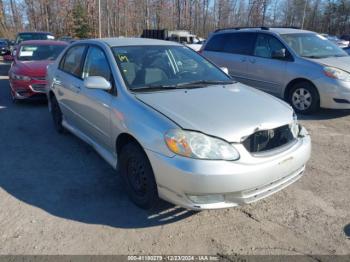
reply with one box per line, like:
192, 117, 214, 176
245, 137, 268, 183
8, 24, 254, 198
17, 31, 53, 35
83, 37, 183, 47
19, 40, 67, 45
214, 27, 315, 35
269, 28, 314, 34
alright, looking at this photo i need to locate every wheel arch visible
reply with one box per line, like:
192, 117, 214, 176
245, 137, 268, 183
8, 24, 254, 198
48, 90, 55, 100
116, 132, 143, 156
284, 78, 319, 101
48, 90, 56, 111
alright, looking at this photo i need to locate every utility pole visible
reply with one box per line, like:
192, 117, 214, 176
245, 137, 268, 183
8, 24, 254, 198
98, 0, 101, 38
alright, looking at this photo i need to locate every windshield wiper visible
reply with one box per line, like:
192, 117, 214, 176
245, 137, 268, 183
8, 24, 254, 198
333, 54, 347, 57
131, 80, 234, 92
175, 80, 234, 88
131, 84, 178, 92
301, 55, 324, 59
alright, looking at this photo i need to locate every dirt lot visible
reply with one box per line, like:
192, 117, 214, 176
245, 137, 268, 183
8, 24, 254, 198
0, 62, 349, 256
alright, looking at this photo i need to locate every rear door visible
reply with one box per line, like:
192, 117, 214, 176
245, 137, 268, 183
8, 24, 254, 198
244, 33, 290, 96
54, 44, 87, 129
202, 32, 256, 83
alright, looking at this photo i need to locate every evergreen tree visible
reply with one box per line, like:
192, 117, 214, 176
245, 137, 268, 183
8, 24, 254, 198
72, 3, 91, 39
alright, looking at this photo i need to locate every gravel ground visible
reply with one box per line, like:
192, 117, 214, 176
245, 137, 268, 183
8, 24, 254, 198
0, 62, 349, 256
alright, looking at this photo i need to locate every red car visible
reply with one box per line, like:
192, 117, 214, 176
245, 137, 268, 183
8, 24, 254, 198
9, 40, 68, 102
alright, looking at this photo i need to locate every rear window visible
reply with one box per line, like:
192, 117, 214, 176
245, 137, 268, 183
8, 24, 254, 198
15, 33, 54, 44
205, 32, 256, 55
204, 34, 228, 52
18, 44, 66, 61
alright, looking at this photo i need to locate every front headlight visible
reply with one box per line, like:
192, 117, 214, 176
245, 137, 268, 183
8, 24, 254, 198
323, 67, 350, 82
290, 112, 299, 138
11, 72, 31, 81
164, 129, 240, 160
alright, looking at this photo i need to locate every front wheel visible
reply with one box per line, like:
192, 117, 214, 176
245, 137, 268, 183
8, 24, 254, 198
119, 142, 159, 209
288, 81, 320, 114
10, 89, 18, 104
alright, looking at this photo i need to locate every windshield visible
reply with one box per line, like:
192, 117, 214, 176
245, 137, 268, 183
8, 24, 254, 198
112, 45, 231, 91
281, 33, 348, 58
15, 33, 54, 44
18, 44, 65, 61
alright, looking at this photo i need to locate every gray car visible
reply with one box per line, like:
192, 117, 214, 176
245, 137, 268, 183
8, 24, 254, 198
201, 27, 350, 114
46, 38, 311, 210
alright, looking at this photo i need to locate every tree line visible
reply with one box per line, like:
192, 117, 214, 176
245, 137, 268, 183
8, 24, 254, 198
1, 0, 350, 39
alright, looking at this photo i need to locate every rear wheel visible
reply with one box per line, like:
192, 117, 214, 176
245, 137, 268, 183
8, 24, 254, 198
288, 81, 319, 114
119, 142, 159, 209
51, 95, 65, 133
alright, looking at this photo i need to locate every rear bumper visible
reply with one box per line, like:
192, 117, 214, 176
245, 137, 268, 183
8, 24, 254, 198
146, 128, 311, 210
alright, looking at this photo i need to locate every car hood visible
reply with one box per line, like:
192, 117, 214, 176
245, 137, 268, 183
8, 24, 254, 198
14, 60, 52, 76
186, 44, 202, 51
135, 83, 294, 142
311, 56, 350, 72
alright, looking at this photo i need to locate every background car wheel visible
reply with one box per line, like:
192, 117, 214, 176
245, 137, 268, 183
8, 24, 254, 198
10, 90, 18, 104
119, 142, 159, 209
51, 96, 65, 133
289, 81, 319, 114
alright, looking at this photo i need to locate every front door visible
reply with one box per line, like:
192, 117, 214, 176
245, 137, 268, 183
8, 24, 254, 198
78, 45, 114, 150
244, 33, 289, 96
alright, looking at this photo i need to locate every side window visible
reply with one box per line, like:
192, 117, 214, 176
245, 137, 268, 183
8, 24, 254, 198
59, 45, 86, 78
82, 46, 111, 81
254, 34, 286, 59
223, 33, 256, 55
204, 34, 228, 52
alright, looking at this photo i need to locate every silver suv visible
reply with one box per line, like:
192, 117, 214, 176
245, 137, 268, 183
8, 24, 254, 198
47, 38, 311, 210
201, 27, 350, 114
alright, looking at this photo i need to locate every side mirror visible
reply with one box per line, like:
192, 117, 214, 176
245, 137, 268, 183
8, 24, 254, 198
272, 49, 286, 59
84, 76, 111, 90
220, 67, 229, 75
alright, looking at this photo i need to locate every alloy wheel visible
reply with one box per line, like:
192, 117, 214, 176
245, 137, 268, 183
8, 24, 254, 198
292, 88, 312, 111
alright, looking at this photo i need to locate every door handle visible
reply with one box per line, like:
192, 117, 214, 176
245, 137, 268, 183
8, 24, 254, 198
240, 57, 247, 62
70, 84, 81, 93
53, 76, 62, 87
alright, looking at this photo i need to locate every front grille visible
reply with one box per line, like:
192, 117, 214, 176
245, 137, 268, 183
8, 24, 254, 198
30, 84, 46, 92
243, 125, 295, 153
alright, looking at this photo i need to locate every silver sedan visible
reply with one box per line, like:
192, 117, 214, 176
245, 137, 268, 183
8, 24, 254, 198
46, 38, 311, 210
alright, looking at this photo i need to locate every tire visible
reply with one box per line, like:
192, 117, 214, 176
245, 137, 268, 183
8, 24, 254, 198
10, 90, 18, 104
288, 81, 320, 114
119, 142, 159, 209
50, 95, 65, 133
